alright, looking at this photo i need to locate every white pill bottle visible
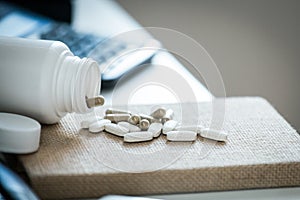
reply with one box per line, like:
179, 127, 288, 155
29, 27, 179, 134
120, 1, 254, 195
0, 36, 101, 124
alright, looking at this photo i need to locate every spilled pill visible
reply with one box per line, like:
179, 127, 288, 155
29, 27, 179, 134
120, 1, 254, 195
105, 108, 131, 115
138, 113, 155, 123
128, 114, 141, 125
200, 128, 228, 142
118, 121, 141, 132
86, 95, 105, 108
104, 113, 131, 123
167, 130, 197, 142
89, 119, 111, 133
124, 131, 153, 143
140, 119, 150, 130
150, 106, 166, 119
80, 116, 103, 129
175, 124, 204, 134
104, 123, 129, 137
163, 120, 179, 134
148, 122, 162, 137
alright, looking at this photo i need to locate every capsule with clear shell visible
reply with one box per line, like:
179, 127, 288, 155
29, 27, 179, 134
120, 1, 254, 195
128, 114, 141, 125
138, 113, 155, 122
105, 108, 131, 115
104, 113, 131, 123
86, 95, 105, 108
139, 119, 150, 130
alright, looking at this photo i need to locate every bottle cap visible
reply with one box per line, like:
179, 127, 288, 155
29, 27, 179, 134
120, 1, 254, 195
0, 113, 41, 154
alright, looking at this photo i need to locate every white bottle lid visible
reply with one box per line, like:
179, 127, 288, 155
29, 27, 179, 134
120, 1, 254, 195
0, 113, 41, 154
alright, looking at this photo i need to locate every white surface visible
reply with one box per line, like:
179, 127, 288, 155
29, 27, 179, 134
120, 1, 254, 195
0, 112, 40, 153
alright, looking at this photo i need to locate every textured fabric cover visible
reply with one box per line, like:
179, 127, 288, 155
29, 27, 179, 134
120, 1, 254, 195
19, 97, 300, 199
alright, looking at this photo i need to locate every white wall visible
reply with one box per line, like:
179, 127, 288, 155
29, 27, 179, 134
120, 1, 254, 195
118, 0, 300, 131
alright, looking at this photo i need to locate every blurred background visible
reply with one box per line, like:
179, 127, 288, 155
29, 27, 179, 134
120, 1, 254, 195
118, 0, 300, 131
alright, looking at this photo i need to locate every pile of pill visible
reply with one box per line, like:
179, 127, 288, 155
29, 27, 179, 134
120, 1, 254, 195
81, 106, 228, 143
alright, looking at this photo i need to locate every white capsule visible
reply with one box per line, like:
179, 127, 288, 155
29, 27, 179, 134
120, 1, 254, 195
124, 131, 153, 143
104, 123, 129, 137
89, 119, 111, 133
200, 128, 228, 142
118, 121, 141, 132
161, 109, 174, 123
128, 114, 141, 125
139, 119, 150, 130
105, 108, 131, 115
104, 114, 131, 123
162, 120, 179, 134
150, 106, 167, 119
148, 122, 163, 138
167, 131, 197, 142
175, 124, 204, 134
80, 116, 103, 129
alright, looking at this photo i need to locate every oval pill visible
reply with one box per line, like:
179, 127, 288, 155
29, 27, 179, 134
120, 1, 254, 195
105, 108, 131, 115
80, 116, 103, 129
162, 120, 179, 134
104, 123, 129, 137
139, 119, 150, 130
148, 122, 162, 137
124, 131, 153, 143
104, 113, 131, 123
175, 124, 204, 134
118, 121, 141, 132
167, 130, 197, 142
200, 128, 228, 142
150, 106, 167, 119
89, 119, 111, 133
